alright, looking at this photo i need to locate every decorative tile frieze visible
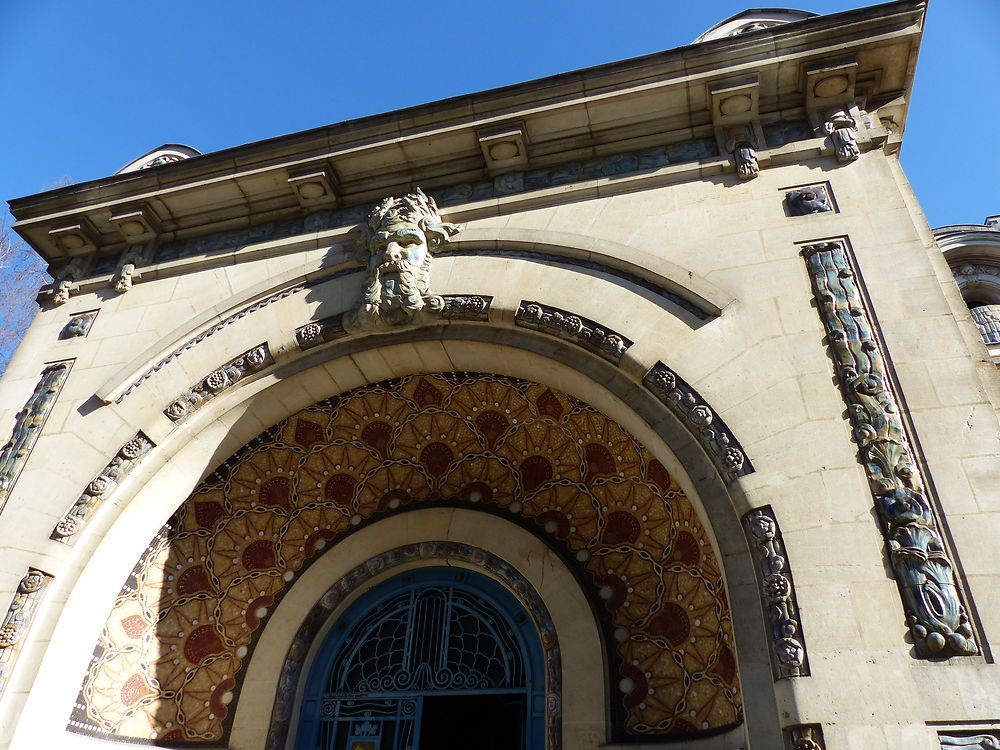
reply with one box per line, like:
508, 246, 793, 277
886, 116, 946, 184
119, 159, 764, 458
0, 361, 72, 513
0, 568, 52, 696
61, 310, 98, 339
802, 240, 977, 657
164, 344, 272, 424
295, 315, 347, 351
72, 374, 741, 743
142, 121, 811, 270
51, 432, 154, 543
643, 362, 751, 483
441, 294, 492, 321
940, 732, 1000, 748
116, 286, 304, 403
786, 186, 833, 216
515, 301, 632, 364
744, 506, 809, 679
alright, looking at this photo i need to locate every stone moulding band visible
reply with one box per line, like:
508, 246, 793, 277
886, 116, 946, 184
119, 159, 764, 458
643, 362, 752, 483
264, 542, 561, 750
515, 301, 633, 365
50, 121, 816, 289
439, 248, 710, 320
0, 568, 52, 697
744, 506, 809, 679
295, 295, 493, 351
801, 239, 977, 658
115, 286, 304, 404
51, 432, 155, 544
163, 343, 273, 424
0, 360, 73, 514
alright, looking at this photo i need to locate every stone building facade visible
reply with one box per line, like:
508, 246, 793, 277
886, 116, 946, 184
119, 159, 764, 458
1, 2, 999, 749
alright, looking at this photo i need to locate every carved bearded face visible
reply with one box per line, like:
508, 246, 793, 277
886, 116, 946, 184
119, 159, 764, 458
368, 223, 431, 303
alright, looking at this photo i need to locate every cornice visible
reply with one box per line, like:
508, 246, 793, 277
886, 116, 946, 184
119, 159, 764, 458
9, 0, 924, 266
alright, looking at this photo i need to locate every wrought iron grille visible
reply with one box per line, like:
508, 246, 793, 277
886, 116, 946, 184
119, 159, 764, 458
297, 568, 545, 750
328, 585, 525, 695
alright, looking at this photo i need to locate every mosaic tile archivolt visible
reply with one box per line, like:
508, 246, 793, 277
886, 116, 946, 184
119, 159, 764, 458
71, 373, 741, 743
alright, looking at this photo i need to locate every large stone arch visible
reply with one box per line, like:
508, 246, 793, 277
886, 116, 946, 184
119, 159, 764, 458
68, 371, 744, 746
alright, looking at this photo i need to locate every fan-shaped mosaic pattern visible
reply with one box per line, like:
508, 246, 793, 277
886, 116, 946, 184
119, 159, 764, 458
72, 373, 741, 743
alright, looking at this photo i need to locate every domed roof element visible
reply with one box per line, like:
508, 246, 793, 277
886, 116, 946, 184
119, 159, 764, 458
116, 144, 202, 174
693, 8, 817, 43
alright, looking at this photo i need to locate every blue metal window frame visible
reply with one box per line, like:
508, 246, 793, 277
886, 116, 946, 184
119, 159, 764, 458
296, 567, 547, 750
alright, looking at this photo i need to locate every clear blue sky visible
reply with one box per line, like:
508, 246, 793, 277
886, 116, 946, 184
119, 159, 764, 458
1, 0, 997, 231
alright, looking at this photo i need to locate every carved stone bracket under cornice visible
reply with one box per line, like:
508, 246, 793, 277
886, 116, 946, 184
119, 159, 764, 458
39, 256, 91, 307
110, 243, 153, 294
802, 240, 977, 658
164, 344, 272, 424
642, 362, 751, 483
0, 361, 73, 514
51, 432, 154, 543
744, 506, 809, 679
0, 568, 52, 697
515, 301, 632, 365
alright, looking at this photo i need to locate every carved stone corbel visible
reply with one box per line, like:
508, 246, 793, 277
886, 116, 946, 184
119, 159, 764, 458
40, 256, 90, 306
822, 107, 861, 162
110, 243, 152, 294
710, 77, 765, 179
802, 240, 977, 657
724, 124, 760, 180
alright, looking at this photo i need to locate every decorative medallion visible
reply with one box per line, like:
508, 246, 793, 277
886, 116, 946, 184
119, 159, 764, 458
71, 374, 740, 743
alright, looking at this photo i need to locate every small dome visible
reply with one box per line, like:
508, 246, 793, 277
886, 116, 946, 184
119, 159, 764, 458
117, 144, 202, 174
693, 8, 817, 43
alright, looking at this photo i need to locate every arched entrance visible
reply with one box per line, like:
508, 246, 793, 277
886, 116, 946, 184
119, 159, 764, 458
296, 567, 546, 750
68, 372, 743, 746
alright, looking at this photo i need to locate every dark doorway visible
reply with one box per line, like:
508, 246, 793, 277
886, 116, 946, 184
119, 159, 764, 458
418, 694, 525, 750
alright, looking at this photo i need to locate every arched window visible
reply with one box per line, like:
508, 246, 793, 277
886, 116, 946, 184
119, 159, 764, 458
296, 567, 547, 750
